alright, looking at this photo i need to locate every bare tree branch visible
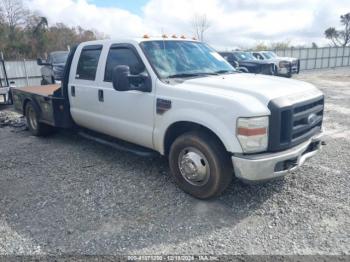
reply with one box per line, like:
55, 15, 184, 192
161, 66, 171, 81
0, 0, 28, 31
192, 14, 211, 42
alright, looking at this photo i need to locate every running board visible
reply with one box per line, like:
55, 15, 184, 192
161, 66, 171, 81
78, 131, 159, 158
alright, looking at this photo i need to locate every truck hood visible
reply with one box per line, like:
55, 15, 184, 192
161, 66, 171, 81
177, 73, 321, 105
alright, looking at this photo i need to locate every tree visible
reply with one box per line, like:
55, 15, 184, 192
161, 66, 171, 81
27, 15, 49, 58
271, 40, 291, 50
254, 42, 269, 51
325, 12, 350, 47
0, 0, 28, 35
0, 0, 104, 59
192, 14, 210, 42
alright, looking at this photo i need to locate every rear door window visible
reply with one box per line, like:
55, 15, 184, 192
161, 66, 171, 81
76, 45, 102, 81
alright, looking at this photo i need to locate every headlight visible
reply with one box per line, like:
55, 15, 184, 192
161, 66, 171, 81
279, 61, 290, 68
237, 116, 269, 153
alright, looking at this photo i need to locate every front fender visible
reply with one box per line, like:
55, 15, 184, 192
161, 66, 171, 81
153, 108, 243, 155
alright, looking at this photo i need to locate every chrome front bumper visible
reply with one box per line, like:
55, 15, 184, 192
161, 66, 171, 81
232, 132, 323, 182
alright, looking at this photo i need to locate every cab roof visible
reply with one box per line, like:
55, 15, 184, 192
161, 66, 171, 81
79, 37, 198, 47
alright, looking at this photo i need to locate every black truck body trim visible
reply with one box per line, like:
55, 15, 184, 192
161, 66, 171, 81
268, 95, 324, 152
156, 98, 172, 115
82, 45, 103, 51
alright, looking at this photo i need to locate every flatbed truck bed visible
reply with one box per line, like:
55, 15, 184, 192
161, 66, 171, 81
16, 84, 60, 96
12, 84, 73, 128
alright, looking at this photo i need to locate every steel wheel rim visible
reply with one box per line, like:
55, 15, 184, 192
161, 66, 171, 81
178, 147, 210, 186
28, 107, 38, 130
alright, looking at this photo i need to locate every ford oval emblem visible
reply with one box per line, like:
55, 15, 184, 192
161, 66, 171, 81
307, 113, 318, 126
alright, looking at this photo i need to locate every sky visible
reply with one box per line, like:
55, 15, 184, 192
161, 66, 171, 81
25, 0, 349, 49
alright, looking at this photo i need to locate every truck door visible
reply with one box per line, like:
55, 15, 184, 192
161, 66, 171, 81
95, 43, 155, 149
69, 44, 104, 131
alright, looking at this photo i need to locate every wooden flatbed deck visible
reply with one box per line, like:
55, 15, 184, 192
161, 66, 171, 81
16, 84, 60, 96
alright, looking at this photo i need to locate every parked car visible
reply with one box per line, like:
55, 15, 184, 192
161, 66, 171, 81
219, 51, 275, 75
252, 51, 300, 77
37, 51, 69, 85
12, 38, 324, 199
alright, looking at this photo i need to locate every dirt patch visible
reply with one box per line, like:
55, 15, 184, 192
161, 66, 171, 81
0, 110, 26, 128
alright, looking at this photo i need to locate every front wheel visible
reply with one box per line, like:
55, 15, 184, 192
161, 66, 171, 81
169, 131, 233, 199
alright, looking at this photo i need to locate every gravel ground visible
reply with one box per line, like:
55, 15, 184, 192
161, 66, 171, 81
0, 68, 349, 256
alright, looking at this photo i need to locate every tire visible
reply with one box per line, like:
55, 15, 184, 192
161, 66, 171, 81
25, 102, 54, 136
169, 131, 233, 199
272, 65, 278, 76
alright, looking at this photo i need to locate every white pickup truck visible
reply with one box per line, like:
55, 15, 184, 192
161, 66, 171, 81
12, 38, 324, 199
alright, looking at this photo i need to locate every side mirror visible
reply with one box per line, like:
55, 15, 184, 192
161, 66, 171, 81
233, 61, 239, 68
112, 65, 151, 92
112, 65, 130, 92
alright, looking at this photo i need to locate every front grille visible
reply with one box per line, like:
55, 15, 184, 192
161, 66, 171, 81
268, 95, 324, 152
291, 60, 300, 73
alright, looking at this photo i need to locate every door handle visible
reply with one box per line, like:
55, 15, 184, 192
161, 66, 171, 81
98, 89, 104, 102
71, 86, 75, 97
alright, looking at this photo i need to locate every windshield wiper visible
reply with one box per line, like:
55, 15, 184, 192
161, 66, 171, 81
215, 70, 235, 74
167, 72, 219, 79
167, 73, 201, 79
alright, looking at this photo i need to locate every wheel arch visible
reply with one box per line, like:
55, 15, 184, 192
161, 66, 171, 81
163, 121, 228, 157
23, 98, 40, 116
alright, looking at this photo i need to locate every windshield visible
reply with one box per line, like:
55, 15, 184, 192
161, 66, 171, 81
262, 51, 278, 59
140, 41, 235, 79
51, 52, 69, 64
268, 51, 278, 58
233, 52, 256, 61
261, 52, 273, 59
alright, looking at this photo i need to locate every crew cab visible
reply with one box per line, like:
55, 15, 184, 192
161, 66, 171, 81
11, 38, 324, 199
